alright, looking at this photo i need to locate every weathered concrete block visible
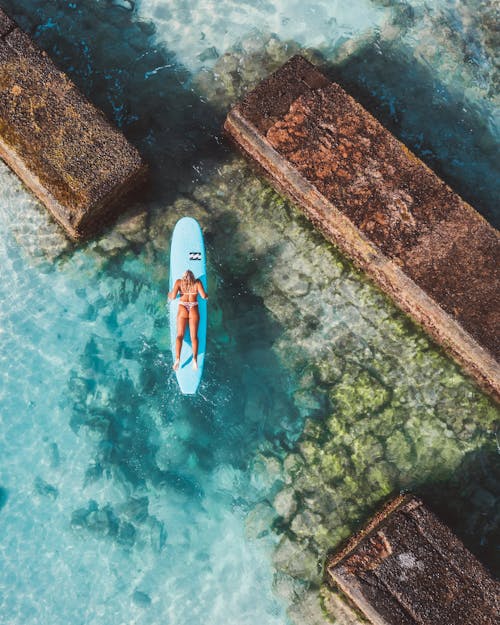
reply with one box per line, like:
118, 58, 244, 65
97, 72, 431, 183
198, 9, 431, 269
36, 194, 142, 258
225, 55, 500, 402
0, 8, 147, 240
326, 494, 500, 625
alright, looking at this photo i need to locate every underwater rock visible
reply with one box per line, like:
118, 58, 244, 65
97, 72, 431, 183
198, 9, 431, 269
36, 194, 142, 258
117, 496, 149, 524
147, 516, 168, 553
288, 589, 334, 625
193, 32, 321, 111
245, 502, 276, 540
111, 0, 135, 11
114, 210, 148, 245
273, 536, 322, 585
0, 8, 147, 240
330, 366, 390, 418
48, 442, 61, 469
84, 463, 104, 486
283, 454, 305, 485
71, 501, 97, 530
320, 586, 364, 625
0, 486, 8, 511
197, 46, 219, 63
383, 430, 414, 474
86, 506, 118, 537
250, 452, 284, 491
292, 389, 324, 418
273, 487, 297, 522
273, 571, 309, 603
96, 231, 129, 254
116, 521, 136, 548
132, 590, 151, 607
34, 476, 58, 500
290, 509, 324, 540
70, 500, 119, 538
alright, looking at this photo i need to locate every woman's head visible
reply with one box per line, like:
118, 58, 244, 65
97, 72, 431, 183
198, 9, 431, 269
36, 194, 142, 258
181, 270, 196, 288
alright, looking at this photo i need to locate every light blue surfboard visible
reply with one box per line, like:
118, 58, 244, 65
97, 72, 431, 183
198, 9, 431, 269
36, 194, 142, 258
169, 217, 207, 395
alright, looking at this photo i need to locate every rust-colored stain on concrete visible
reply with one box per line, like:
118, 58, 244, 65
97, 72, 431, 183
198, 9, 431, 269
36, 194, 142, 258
0, 8, 147, 240
225, 55, 500, 401
326, 495, 500, 625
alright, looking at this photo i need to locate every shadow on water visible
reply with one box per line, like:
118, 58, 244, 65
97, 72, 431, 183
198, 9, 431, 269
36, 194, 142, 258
324, 37, 500, 227
417, 444, 500, 576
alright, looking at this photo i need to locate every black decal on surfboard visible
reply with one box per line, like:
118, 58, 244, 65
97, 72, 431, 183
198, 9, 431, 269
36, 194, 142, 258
189, 252, 202, 260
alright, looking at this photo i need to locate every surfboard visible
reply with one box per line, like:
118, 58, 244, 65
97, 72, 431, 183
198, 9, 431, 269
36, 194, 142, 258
169, 217, 207, 395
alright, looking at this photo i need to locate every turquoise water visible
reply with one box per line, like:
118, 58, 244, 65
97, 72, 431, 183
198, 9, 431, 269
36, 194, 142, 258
0, 1, 498, 624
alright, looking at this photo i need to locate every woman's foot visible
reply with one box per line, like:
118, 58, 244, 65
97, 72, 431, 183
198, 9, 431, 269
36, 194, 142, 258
192, 358, 198, 371
173, 358, 180, 371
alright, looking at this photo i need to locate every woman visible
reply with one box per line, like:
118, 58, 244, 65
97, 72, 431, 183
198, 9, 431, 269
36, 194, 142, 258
168, 269, 208, 371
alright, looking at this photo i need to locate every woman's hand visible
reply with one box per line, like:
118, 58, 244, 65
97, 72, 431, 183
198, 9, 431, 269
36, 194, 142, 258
168, 280, 180, 301
197, 280, 208, 300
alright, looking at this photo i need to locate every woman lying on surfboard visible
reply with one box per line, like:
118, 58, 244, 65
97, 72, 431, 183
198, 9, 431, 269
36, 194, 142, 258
168, 269, 208, 371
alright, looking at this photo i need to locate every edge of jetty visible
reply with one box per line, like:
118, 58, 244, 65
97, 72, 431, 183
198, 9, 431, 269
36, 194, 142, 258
326, 494, 500, 625
224, 55, 500, 402
0, 8, 147, 240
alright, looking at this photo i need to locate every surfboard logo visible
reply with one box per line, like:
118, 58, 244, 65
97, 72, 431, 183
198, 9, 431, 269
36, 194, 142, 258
189, 252, 202, 260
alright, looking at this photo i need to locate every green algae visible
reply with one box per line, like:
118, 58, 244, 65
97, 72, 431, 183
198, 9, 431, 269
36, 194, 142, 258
146, 151, 499, 623
330, 367, 390, 418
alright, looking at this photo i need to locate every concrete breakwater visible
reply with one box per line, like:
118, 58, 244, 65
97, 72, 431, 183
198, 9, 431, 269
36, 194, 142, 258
225, 55, 500, 402
327, 494, 500, 625
0, 8, 146, 240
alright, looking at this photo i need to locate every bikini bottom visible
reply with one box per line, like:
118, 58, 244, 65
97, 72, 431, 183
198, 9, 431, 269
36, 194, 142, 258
179, 301, 198, 312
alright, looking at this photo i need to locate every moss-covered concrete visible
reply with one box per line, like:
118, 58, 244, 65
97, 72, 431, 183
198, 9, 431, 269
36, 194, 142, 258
225, 55, 500, 402
0, 8, 147, 240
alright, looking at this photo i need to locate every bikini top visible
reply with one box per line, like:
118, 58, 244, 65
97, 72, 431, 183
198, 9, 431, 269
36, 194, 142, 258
179, 279, 198, 296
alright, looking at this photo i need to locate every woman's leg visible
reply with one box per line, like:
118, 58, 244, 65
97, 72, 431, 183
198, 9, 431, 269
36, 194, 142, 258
188, 306, 200, 369
174, 305, 189, 370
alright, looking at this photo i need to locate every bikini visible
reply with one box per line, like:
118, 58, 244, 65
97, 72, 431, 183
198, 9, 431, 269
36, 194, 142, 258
179, 286, 198, 312
179, 300, 198, 312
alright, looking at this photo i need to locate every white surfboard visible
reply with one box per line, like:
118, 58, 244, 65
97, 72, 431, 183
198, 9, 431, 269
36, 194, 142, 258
169, 217, 207, 394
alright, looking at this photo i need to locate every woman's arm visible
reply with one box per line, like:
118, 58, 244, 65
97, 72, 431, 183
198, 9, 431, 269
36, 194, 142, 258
168, 279, 181, 300
197, 280, 208, 300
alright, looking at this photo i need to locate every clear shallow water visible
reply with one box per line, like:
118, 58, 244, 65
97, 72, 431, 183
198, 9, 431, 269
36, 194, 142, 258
0, 1, 498, 624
